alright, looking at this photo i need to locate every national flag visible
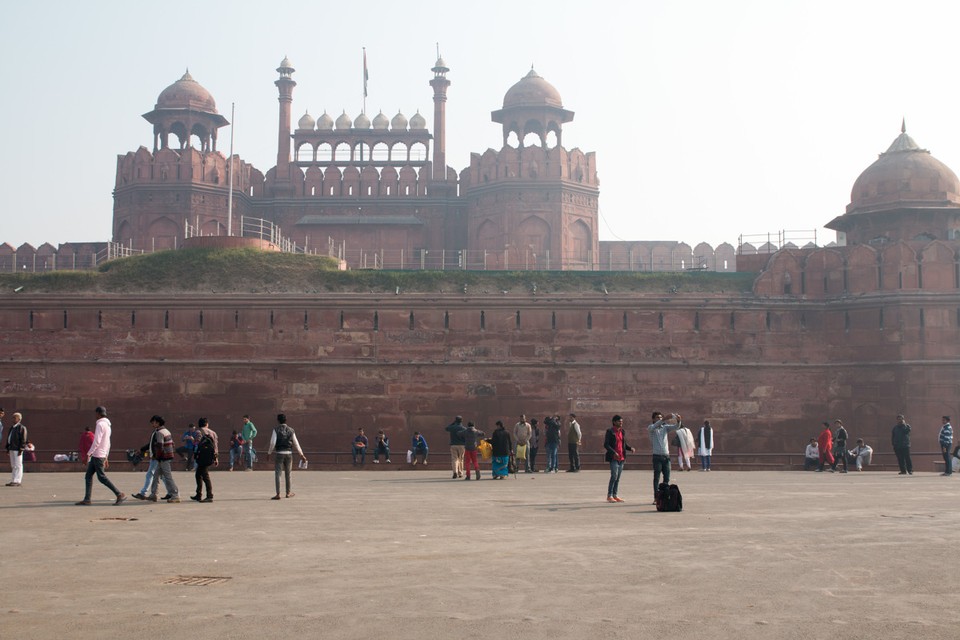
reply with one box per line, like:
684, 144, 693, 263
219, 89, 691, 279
363, 48, 369, 98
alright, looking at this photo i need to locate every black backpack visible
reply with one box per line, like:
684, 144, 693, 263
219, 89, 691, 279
655, 482, 683, 512
196, 433, 217, 466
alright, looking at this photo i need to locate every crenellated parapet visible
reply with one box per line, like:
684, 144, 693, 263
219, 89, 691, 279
753, 240, 960, 296
263, 162, 437, 199
115, 146, 263, 196
464, 145, 598, 188
599, 241, 738, 272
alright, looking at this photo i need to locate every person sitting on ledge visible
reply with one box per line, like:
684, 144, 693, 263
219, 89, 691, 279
847, 439, 873, 472
803, 438, 819, 471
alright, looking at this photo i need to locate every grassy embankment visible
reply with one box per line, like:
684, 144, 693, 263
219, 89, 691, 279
0, 247, 757, 294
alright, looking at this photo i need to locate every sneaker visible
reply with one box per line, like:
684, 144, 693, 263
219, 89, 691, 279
285, 493, 295, 498
386, 459, 392, 463
160, 495, 172, 500
132, 493, 147, 500
114, 493, 127, 505
613, 497, 625, 503
146, 495, 158, 502
166, 497, 181, 503
607, 496, 617, 503
271, 495, 282, 500
452, 473, 458, 479
75, 500, 91, 505
373, 460, 379, 464
201, 496, 214, 502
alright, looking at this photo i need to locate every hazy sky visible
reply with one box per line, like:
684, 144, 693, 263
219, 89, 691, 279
3, 0, 960, 249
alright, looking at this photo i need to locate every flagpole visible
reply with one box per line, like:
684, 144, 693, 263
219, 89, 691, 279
227, 102, 235, 237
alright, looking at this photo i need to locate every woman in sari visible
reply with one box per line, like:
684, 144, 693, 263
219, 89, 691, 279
486, 421, 513, 480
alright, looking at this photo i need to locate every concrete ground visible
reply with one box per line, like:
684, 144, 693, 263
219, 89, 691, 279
0, 465, 955, 640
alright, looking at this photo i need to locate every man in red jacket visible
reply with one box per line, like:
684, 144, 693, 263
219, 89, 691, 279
817, 422, 835, 472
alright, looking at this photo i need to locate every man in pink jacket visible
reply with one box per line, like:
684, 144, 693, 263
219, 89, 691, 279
76, 406, 126, 505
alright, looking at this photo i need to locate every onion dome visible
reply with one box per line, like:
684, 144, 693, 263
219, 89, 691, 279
391, 111, 408, 131
156, 70, 218, 112
502, 68, 563, 109
846, 122, 960, 215
335, 110, 353, 130
316, 111, 334, 130
409, 110, 427, 130
372, 111, 390, 130
354, 112, 371, 129
297, 110, 316, 130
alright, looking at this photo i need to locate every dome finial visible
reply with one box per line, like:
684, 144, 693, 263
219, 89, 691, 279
901, 117, 906, 134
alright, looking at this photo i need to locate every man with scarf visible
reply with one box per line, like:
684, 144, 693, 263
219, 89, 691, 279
697, 420, 714, 471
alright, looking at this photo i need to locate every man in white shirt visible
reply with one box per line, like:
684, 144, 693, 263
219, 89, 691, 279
803, 439, 820, 471
848, 439, 873, 472
76, 406, 126, 505
566, 414, 582, 472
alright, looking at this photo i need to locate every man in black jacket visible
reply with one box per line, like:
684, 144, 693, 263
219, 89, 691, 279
891, 414, 912, 475
5, 412, 27, 487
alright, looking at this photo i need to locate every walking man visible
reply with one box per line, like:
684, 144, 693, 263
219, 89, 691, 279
267, 413, 307, 499
817, 422, 835, 472
5, 412, 27, 487
191, 418, 218, 502
566, 413, 582, 472
604, 415, 635, 503
445, 416, 467, 478
939, 416, 953, 476
145, 415, 180, 503
891, 414, 913, 475
76, 406, 126, 505
241, 415, 258, 470
832, 419, 849, 473
648, 412, 682, 503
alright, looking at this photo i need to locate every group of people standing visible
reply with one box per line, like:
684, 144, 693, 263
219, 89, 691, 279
437, 413, 587, 480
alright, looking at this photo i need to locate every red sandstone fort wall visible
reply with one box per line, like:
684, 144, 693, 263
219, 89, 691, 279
1, 291, 957, 461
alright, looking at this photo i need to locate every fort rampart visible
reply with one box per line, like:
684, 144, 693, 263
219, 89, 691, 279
2, 266, 957, 460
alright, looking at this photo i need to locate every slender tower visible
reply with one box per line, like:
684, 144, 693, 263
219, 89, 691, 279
274, 56, 296, 195
429, 54, 450, 184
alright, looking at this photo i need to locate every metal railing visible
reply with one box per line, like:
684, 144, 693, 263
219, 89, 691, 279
737, 230, 820, 255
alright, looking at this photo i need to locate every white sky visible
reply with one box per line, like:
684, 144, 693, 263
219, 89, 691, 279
3, 0, 960, 249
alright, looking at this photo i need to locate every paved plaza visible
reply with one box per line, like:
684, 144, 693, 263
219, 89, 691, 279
0, 467, 955, 639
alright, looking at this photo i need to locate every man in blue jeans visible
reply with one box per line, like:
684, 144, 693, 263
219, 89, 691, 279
544, 415, 562, 473
648, 411, 682, 504
604, 415, 635, 503
939, 416, 953, 476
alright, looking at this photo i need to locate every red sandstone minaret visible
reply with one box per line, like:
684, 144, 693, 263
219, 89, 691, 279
274, 56, 296, 192
429, 54, 450, 183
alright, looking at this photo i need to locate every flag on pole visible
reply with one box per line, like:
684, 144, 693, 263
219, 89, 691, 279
363, 48, 369, 99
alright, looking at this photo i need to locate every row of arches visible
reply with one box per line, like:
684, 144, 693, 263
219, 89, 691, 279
294, 140, 429, 164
